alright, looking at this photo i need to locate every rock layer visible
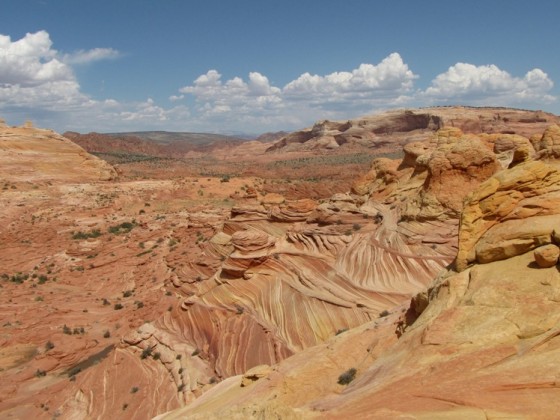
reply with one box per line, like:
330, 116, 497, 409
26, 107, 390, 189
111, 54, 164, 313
0, 123, 117, 182
159, 124, 560, 420
2, 110, 560, 419
456, 160, 560, 271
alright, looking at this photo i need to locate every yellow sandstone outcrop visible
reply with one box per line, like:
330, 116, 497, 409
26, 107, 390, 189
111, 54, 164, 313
0, 121, 117, 182
456, 160, 560, 271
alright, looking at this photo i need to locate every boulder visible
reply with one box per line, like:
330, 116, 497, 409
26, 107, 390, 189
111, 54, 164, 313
231, 230, 276, 255
531, 124, 560, 159
456, 160, 560, 271
424, 135, 500, 213
401, 141, 432, 169
489, 134, 535, 168
534, 244, 560, 268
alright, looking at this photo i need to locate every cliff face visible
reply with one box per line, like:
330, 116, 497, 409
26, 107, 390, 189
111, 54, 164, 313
1, 110, 560, 419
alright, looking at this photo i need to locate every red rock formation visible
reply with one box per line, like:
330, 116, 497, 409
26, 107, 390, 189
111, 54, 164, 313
268, 107, 560, 154
158, 128, 560, 420
2, 109, 560, 419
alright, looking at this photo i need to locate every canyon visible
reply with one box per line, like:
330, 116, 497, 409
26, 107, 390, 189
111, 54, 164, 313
1, 107, 559, 419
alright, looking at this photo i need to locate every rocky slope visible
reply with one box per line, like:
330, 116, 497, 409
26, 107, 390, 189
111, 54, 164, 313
0, 120, 117, 183
157, 133, 560, 420
1, 110, 560, 419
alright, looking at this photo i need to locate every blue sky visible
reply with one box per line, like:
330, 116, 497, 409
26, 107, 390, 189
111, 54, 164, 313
1, 0, 559, 134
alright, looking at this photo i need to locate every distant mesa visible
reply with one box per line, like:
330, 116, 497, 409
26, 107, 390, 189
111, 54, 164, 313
266, 106, 560, 153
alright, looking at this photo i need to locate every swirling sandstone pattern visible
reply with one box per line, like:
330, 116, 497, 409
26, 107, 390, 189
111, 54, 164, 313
2, 110, 560, 419
160, 128, 560, 420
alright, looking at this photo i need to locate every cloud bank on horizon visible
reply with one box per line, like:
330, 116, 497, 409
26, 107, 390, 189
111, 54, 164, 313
0, 31, 556, 133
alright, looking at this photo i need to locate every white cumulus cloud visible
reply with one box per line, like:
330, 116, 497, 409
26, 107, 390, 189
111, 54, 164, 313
0, 31, 557, 134
0, 30, 122, 115
423, 62, 555, 104
0, 30, 71, 87
180, 69, 281, 103
176, 53, 419, 128
283, 52, 417, 101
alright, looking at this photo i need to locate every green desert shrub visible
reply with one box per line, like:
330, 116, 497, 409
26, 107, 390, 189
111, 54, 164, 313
108, 221, 136, 235
72, 229, 101, 240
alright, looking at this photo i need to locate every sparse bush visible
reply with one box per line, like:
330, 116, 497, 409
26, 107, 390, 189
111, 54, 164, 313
108, 221, 136, 235
140, 347, 153, 359
62, 324, 72, 335
123, 290, 133, 298
72, 229, 101, 240
114, 303, 123, 310
131, 386, 139, 394
379, 310, 390, 318
337, 368, 357, 385
11, 273, 29, 284
35, 369, 47, 377
45, 341, 55, 351
352, 223, 362, 231
103, 330, 111, 338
